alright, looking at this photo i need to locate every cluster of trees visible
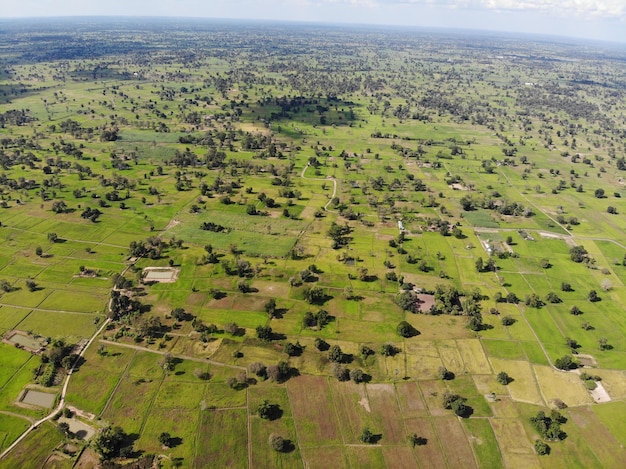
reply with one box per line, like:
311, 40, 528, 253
530, 410, 566, 441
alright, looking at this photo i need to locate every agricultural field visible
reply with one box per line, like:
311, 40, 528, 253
0, 17, 625, 468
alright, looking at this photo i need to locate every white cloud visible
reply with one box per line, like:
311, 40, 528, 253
479, 0, 626, 18
327, 0, 626, 19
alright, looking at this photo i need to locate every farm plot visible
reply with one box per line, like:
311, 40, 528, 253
395, 382, 429, 418
462, 418, 503, 469
403, 417, 447, 469
0, 422, 64, 469
65, 345, 135, 415
0, 414, 30, 452
194, 409, 248, 469
366, 384, 406, 444
432, 416, 477, 468
137, 408, 199, 464
100, 375, 161, 435
489, 358, 544, 406
563, 406, 626, 469
489, 418, 539, 469
533, 365, 592, 407
455, 339, 492, 374
286, 375, 342, 446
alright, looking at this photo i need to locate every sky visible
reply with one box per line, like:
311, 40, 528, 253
1, 0, 625, 43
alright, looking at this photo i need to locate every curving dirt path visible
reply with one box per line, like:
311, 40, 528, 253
300, 163, 337, 211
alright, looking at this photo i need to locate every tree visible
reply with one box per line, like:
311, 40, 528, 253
600, 279, 612, 292
269, 433, 286, 452
159, 353, 176, 372
264, 298, 277, 317
394, 291, 421, 313
437, 366, 452, 380
248, 362, 266, 378
534, 440, 550, 455
257, 400, 279, 420
497, 371, 511, 385
380, 343, 398, 357
26, 279, 37, 292
569, 245, 588, 263
397, 320, 417, 338
561, 282, 572, 292
501, 315, 515, 326
545, 292, 561, 304
587, 289, 600, 302
360, 345, 374, 359
525, 293, 543, 308
607, 206, 617, 214
408, 433, 425, 447
350, 368, 365, 383
506, 292, 519, 304
284, 341, 303, 356
314, 337, 328, 351
554, 355, 576, 370
598, 337, 610, 351
158, 432, 172, 447
467, 314, 483, 331
303, 286, 325, 304
57, 422, 71, 437
331, 363, 350, 381
359, 427, 377, 444
328, 345, 344, 363
35, 246, 43, 257
170, 307, 189, 321
442, 392, 467, 417
256, 325, 273, 341
92, 426, 129, 460
594, 188, 605, 198
570, 305, 582, 315
47, 232, 58, 243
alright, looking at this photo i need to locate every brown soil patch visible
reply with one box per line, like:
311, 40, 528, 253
382, 446, 418, 468
329, 380, 369, 443
74, 448, 100, 469
287, 375, 341, 445
231, 295, 266, 312
300, 447, 346, 469
416, 293, 435, 311
185, 292, 207, 307
418, 380, 448, 416
432, 416, 477, 468
367, 384, 405, 443
396, 381, 429, 417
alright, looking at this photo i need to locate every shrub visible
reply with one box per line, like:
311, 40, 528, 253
534, 440, 550, 455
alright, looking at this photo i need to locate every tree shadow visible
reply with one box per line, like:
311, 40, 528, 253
168, 436, 183, 448
266, 405, 283, 421
281, 439, 296, 453
271, 307, 289, 319
459, 405, 474, 418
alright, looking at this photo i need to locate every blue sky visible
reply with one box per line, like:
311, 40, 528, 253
2, 0, 625, 43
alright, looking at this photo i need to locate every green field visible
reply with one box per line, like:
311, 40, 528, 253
0, 18, 625, 468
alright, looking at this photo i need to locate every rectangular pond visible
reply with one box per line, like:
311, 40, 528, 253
22, 389, 56, 408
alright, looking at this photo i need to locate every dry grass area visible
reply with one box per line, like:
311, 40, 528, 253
490, 358, 544, 405
533, 365, 593, 407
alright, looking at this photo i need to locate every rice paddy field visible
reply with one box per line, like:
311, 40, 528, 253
0, 17, 625, 468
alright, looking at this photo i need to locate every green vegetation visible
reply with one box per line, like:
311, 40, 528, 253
0, 17, 625, 468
